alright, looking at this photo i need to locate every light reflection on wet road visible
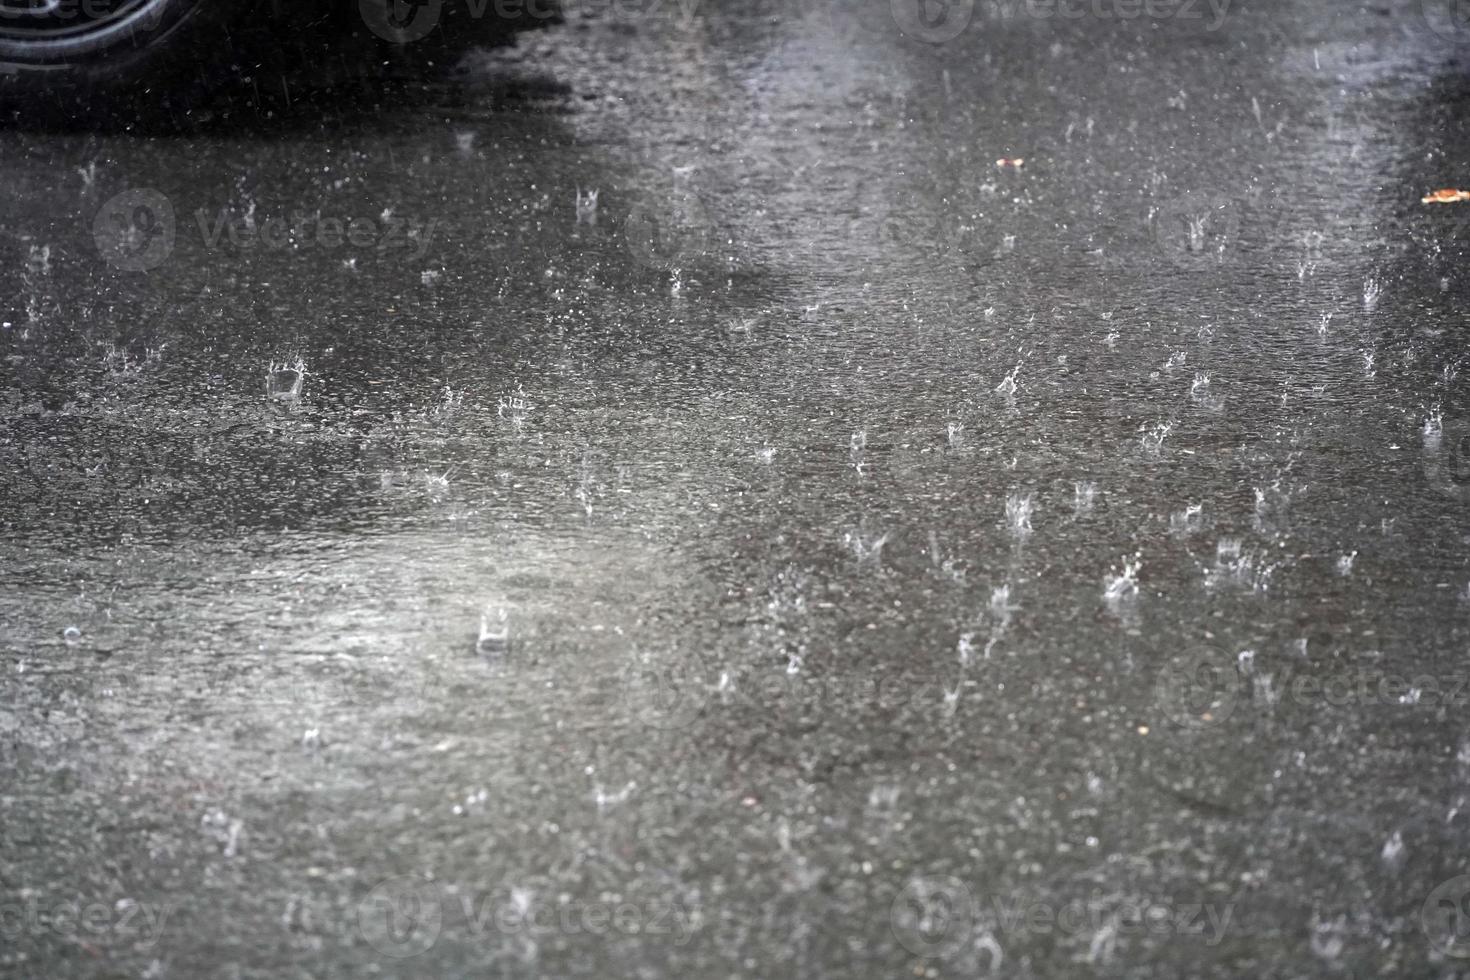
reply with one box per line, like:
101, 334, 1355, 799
3, 0, 1470, 976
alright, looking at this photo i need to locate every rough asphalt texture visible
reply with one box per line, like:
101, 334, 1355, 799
4, 0, 1470, 976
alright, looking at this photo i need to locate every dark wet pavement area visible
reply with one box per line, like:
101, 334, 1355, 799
5, 0, 1470, 976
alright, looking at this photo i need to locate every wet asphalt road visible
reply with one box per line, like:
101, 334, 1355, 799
5, 0, 1470, 976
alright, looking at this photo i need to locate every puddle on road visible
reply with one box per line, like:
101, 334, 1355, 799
3, 0, 1470, 976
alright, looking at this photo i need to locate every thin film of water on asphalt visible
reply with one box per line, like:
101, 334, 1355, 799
2, 0, 1470, 976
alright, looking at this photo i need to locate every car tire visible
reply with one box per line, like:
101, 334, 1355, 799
0, 0, 341, 130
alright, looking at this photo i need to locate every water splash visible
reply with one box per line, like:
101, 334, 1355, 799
1087, 917, 1118, 965
1103, 556, 1140, 603
927, 531, 966, 584
1139, 420, 1174, 454
858, 786, 901, 825
574, 458, 597, 518
1309, 912, 1347, 960
1204, 539, 1277, 594
1252, 480, 1293, 533
575, 186, 599, 226
843, 527, 889, 564
1073, 481, 1097, 515
101, 341, 161, 378
498, 383, 530, 429
266, 357, 307, 402
594, 780, 637, 811
477, 604, 510, 655
1190, 372, 1224, 411
1381, 830, 1405, 868
432, 386, 463, 417
988, 586, 1017, 631
202, 809, 244, 858
995, 361, 1022, 399
1187, 213, 1209, 254
1362, 276, 1382, 312
422, 465, 458, 498
1004, 492, 1034, 537
1423, 410, 1444, 445
1170, 503, 1203, 535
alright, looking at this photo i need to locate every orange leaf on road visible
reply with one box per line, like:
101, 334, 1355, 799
1422, 189, 1470, 204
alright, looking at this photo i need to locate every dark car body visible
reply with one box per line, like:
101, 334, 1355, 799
0, 0, 554, 129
